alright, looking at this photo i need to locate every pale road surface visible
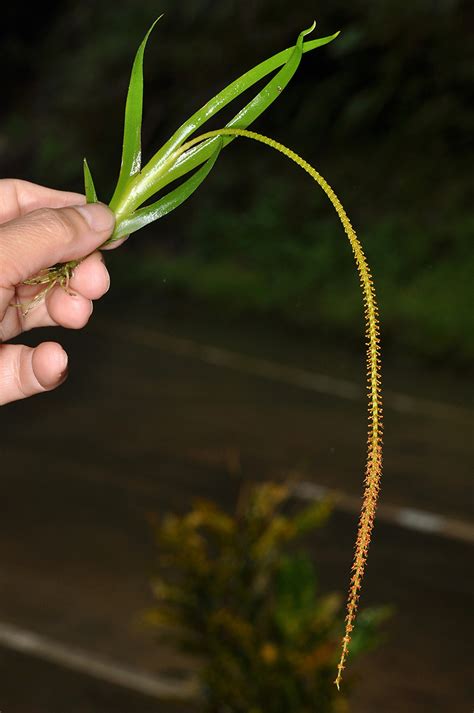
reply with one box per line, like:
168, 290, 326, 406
0, 300, 472, 712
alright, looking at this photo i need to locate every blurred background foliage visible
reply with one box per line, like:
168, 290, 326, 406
1, 0, 472, 363
146, 481, 390, 712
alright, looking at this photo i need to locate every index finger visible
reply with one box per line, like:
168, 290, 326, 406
0, 179, 86, 224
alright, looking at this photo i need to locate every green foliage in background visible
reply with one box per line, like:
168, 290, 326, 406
147, 482, 389, 712
108, 171, 474, 361
1, 0, 472, 363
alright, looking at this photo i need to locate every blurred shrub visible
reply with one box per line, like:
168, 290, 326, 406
146, 481, 389, 712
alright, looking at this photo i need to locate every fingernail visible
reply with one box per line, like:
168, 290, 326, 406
50, 349, 68, 387
76, 203, 115, 232
58, 348, 68, 375
104, 269, 111, 293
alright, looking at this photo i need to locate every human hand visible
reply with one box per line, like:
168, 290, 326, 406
0, 179, 115, 405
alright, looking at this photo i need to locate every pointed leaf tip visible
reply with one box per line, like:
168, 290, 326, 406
148, 13, 165, 34
83, 157, 98, 203
301, 20, 317, 38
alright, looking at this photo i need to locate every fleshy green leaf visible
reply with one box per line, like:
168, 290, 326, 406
83, 158, 98, 203
109, 15, 164, 209
108, 138, 223, 242
127, 25, 339, 208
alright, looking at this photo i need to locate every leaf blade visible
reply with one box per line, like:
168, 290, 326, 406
164, 23, 323, 189
133, 26, 339, 205
153, 25, 337, 165
109, 15, 164, 210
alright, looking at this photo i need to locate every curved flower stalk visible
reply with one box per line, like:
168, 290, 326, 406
16, 19, 383, 687
175, 128, 383, 689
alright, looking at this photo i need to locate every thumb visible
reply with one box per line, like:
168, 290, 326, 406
0, 202, 115, 288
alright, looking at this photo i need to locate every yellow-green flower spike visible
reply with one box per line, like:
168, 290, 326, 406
169, 127, 383, 689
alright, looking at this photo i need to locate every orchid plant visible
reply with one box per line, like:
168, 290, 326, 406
17, 17, 383, 688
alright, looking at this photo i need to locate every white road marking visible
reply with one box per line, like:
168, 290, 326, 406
100, 321, 473, 423
294, 481, 474, 544
93, 321, 474, 544
0, 621, 199, 700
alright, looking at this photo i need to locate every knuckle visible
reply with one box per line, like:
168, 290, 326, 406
0, 178, 24, 194
13, 346, 29, 399
0, 179, 21, 219
0, 178, 17, 192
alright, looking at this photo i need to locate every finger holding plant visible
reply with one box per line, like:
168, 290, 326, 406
14, 17, 383, 687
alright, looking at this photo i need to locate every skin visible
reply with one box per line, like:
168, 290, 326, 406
0, 179, 117, 405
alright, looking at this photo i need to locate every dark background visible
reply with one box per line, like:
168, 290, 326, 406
0, 3, 473, 713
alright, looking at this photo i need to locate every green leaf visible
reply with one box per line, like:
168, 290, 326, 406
275, 554, 318, 639
109, 15, 164, 210
83, 158, 98, 203
108, 138, 223, 242
130, 25, 339, 207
